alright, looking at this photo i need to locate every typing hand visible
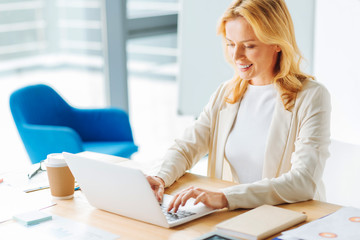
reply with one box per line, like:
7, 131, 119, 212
146, 176, 165, 203
167, 186, 229, 213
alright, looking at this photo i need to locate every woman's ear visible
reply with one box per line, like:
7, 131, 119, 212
275, 45, 281, 52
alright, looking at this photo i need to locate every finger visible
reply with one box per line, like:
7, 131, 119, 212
194, 192, 206, 205
167, 186, 194, 212
175, 192, 188, 213
175, 187, 194, 207
156, 185, 164, 202
173, 190, 190, 213
181, 188, 197, 206
167, 193, 179, 211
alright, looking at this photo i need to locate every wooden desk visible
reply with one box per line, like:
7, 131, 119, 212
44, 173, 341, 240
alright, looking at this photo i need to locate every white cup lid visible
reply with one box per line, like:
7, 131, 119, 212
46, 153, 67, 167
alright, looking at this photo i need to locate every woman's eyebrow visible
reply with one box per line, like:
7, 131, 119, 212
225, 37, 256, 43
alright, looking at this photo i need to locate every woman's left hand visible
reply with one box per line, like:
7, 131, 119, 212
167, 186, 228, 213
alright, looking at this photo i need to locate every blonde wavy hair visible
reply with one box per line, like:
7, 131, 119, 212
218, 0, 314, 110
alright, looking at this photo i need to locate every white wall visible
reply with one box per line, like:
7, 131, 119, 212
323, 140, 360, 208
286, 0, 315, 74
314, 0, 360, 145
177, 0, 233, 116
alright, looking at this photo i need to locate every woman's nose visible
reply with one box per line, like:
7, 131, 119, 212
233, 46, 245, 62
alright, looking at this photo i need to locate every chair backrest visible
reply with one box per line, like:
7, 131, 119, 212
323, 140, 360, 208
10, 84, 72, 128
10, 84, 137, 164
9, 84, 82, 164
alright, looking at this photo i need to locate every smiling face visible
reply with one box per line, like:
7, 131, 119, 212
225, 17, 281, 86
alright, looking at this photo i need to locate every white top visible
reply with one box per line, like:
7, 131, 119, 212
225, 83, 276, 183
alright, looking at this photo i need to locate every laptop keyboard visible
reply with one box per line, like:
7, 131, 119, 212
160, 204, 196, 222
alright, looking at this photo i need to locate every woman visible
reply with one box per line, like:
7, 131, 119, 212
147, 0, 331, 212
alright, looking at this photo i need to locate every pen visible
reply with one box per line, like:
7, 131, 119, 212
24, 186, 50, 193
25, 186, 80, 193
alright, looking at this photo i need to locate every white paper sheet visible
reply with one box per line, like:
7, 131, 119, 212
281, 207, 360, 240
2, 167, 49, 192
0, 215, 120, 240
0, 185, 55, 223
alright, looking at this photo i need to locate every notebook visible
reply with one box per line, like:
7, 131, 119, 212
63, 152, 217, 228
216, 205, 307, 240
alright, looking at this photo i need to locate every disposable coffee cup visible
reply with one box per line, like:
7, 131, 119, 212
46, 153, 75, 200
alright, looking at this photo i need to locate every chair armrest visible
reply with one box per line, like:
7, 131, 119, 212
71, 108, 134, 142
21, 123, 84, 164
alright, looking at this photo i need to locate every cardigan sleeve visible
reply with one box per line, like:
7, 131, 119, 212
222, 84, 331, 210
156, 83, 227, 187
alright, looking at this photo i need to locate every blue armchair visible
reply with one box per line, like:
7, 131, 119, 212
10, 84, 138, 164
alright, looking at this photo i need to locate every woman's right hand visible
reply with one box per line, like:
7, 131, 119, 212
146, 176, 165, 203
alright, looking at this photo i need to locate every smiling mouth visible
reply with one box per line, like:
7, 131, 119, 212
239, 64, 252, 69
238, 64, 253, 71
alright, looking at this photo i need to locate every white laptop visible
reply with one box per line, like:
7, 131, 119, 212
63, 152, 217, 228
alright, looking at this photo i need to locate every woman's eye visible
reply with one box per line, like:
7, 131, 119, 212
226, 43, 235, 47
244, 45, 255, 49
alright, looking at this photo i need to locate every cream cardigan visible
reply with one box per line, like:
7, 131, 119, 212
156, 79, 331, 210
